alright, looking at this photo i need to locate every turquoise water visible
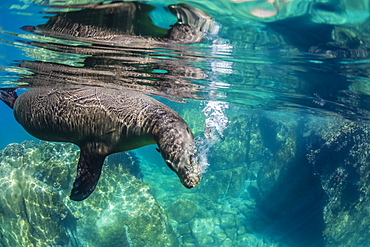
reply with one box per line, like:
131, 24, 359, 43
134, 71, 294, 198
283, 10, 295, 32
1, 0, 370, 246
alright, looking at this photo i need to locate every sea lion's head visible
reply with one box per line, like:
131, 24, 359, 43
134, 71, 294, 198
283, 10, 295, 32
155, 120, 201, 188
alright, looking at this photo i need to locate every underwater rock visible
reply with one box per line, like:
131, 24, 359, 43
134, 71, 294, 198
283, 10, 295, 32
306, 120, 370, 247
86, 174, 178, 247
236, 233, 287, 247
256, 112, 299, 194
213, 227, 228, 244
0, 165, 73, 246
253, 112, 370, 247
220, 213, 236, 229
168, 198, 198, 223
0, 141, 79, 191
255, 113, 327, 247
199, 235, 215, 245
189, 217, 215, 244
198, 166, 251, 201
237, 226, 246, 235
106, 151, 143, 181
0, 141, 178, 246
68, 145, 178, 246
209, 111, 269, 171
221, 238, 233, 247
0, 142, 34, 170
176, 223, 191, 235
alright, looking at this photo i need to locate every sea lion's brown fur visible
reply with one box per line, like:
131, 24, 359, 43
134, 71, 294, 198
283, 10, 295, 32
13, 87, 201, 200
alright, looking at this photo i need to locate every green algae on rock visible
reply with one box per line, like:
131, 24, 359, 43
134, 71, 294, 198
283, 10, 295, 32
0, 141, 79, 191
67, 172, 179, 247
0, 164, 73, 246
0, 141, 178, 247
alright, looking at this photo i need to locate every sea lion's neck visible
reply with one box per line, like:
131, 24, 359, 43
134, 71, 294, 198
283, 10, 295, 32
144, 108, 179, 142
149, 113, 190, 165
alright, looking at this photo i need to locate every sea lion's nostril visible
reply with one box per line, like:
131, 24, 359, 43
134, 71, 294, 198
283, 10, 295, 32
185, 184, 194, 189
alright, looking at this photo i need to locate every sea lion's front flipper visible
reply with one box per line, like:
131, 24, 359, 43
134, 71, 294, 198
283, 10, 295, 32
0, 88, 18, 109
70, 144, 107, 201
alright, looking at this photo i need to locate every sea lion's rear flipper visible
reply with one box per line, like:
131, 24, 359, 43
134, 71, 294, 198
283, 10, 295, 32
70, 144, 107, 201
0, 88, 18, 109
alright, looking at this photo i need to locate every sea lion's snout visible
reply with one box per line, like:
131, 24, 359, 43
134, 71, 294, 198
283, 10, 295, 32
164, 147, 201, 189
165, 158, 201, 188
181, 172, 200, 188
178, 155, 201, 189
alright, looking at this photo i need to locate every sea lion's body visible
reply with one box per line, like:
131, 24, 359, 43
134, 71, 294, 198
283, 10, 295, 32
14, 88, 162, 152
7, 87, 200, 200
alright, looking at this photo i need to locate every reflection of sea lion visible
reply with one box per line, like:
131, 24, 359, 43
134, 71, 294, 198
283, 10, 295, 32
1, 87, 201, 201
17, 2, 214, 99
22, 2, 213, 45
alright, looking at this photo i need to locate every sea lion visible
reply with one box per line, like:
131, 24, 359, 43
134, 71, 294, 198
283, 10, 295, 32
0, 87, 201, 201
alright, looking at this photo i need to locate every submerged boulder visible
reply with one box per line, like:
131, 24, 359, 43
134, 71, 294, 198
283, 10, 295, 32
168, 198, 198, 223
0, 165, 73, 246
67, 171, 179, 247
0, 141, 177, 246
306, 121, 370, 247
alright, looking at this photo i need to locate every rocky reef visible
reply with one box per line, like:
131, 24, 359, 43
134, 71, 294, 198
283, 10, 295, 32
0, 141, 76, 247
306, 120, 370, 247
0, 141, 177, 247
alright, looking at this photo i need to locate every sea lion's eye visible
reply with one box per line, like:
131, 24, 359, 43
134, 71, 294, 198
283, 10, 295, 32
186, 127, 190, 134
165, 160, 175, 172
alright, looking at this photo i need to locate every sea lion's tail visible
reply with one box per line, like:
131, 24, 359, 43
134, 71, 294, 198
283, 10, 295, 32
0, 88, 18, 109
